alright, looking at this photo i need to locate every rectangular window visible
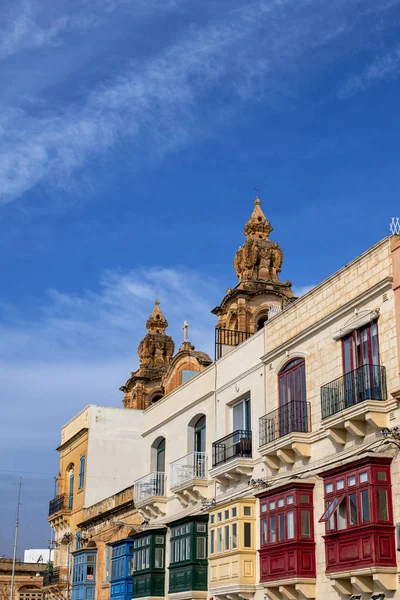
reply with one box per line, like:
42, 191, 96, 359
244, 506, 251, 516
349, 493, 357, 526
232, 523, 237, 548
270, 516, 276, 543
232, 507, 237, 518
197, 537, 206, 559
377, 471, 387, 481
378, 489, 388, 521
224, 510, 229, 520
185, 537, 190, 560
278, 513, 285, 541
224, 525, 230, 551
244, 522, 251, 548
287, 511, 294, 539
210, 530, 215, 554
361, 489, 370, 522
337, 498, 347, 530
319, 495, 345, 522
78, 456, 85, 490
154, 547, 163, 569
301, 511, 310, 538
217, 528, 222, 552
261, 519, 267, 545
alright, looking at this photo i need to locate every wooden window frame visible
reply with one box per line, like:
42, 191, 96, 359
320, 460, 393, 533
259, 485, 314, 547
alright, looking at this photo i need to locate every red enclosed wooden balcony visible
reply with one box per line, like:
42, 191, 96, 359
258, 484, 316, 599
319, 456, 396, 594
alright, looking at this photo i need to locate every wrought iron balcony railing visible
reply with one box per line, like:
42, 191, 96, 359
43, 568, 65, 587
48, 494, 73, 517
170, 451, 207, 488
215, 328, 252, 360
259, 400, 311, 446
212, 430, 252, 468
134, 472, 166, 503
321, 364, 387, 420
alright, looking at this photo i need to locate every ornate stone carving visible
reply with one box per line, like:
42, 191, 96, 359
212, 197, 295, 335
121, 300, 174, 409
234, 198, 285, 287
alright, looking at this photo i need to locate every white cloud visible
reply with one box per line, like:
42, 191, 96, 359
2, 0, 392, 206
292, 284, 316, 298
339, 44, 400, 98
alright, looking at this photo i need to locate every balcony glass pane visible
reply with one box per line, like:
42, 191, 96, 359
244, 522, 251, 547
261, 519, 267, 545
349, 493, 357, 525
287, 511, 294, 539
361, 489, 370, 522
378, 489, 388, 521
197, 537, 206, 559
154, 547, 163, 569
270, 516, 276, 543
224, 525, 229, 550
278, 514, 285, 541
301, 511, 310, 538
232, 523, 237, 548
337, 498, 347, 530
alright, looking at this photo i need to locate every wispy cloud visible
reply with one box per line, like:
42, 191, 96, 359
0, 1, 98, 60
2, 0, 392, 206
339, 44, 400, 98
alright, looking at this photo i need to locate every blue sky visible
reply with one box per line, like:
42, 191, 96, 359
1, 0, 400, 556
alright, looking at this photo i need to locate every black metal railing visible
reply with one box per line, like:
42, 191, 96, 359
48, 493, 73, 517
43, 568, 61, 587
212, 430, 252, 467
215, 328, 252, 360
321, 364, 387, 419
259, 400, 311, 446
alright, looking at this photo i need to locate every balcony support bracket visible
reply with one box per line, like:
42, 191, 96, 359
373, 572, 397, 591
331, 578, 353, 595
351, 575, 373, 593
264, 455, 281, 470
292, 442, 311, 458
326, 428, 347, 445
278, 585, 296, 600
277, 448, 295, 464
366, 411, 387, 429
344, 420, 366, 438
295, 583, 315, 599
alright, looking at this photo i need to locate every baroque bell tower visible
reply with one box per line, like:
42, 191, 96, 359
120, 299, 175, 409
212, 197, 294, 356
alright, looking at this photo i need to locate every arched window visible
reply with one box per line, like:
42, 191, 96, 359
151, 394, 163, 404
256, 315, 268, 331
156, 438, 166, 473
278, 358, 307, 436
18, 587, 43, 600
194, 416, 206, 453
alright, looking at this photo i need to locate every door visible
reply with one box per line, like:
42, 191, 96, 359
156, 439, 165, 495
194, 416, 206, 477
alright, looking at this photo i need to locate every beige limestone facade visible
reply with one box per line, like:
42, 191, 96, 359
0, 559, 47, 600
48, 197, 400, 600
